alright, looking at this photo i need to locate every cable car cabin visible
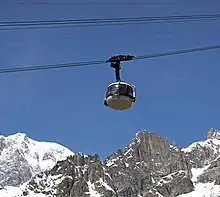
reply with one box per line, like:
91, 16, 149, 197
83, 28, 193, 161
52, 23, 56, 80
104, 81, 136, 110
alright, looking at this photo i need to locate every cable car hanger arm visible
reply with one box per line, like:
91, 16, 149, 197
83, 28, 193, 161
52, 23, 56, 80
106, 55, 135, 82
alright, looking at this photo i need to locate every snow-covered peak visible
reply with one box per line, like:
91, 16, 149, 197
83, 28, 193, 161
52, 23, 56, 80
4, 132, 27, 140
0, 132, 74, 187
0, 132, 74, 172
182, 138, 220, 153
182, 129, 220, 153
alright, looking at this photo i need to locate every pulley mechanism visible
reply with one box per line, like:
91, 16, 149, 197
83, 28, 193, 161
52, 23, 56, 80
104, 55, 136, 110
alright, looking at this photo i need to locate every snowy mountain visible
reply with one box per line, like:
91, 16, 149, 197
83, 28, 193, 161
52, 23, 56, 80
1, 129, 220, 196
179, 129, 220, 197
0, 133, 74, 190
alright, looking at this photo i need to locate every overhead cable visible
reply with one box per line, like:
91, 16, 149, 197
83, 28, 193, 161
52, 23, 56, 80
1, 18, 218, 31
0, 44, 219, 74
1, 14, 220, 26
18, 1, 218, 5
0, 14, 220, 31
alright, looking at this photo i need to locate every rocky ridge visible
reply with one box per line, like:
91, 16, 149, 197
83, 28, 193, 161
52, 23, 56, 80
2, 129, 220, 197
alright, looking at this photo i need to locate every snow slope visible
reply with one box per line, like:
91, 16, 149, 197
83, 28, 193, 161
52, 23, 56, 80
178, 165, 220, 197
0, 132, 74, 196
0, 132, 74, 174
0, 185, 47, 197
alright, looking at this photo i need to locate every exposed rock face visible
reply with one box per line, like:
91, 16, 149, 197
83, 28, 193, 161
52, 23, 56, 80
22, 154, 116, 197
154, 171, 194, 197
197, 156, 220, 184
20, 131, 194, 197
0, 148, 32, 187
103, 131, 192, 197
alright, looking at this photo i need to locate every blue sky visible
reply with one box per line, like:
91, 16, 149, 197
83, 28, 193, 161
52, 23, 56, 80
0, 0, 220, 160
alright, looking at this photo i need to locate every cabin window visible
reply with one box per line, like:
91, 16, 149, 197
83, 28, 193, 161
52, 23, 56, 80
106, 83, 133, 97
127, 86, 133, 97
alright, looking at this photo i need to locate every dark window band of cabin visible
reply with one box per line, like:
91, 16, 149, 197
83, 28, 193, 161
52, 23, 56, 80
106, 84, 134, 98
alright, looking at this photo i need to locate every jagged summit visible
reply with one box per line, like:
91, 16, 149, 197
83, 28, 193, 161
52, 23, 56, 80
207, 128, 220, 140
